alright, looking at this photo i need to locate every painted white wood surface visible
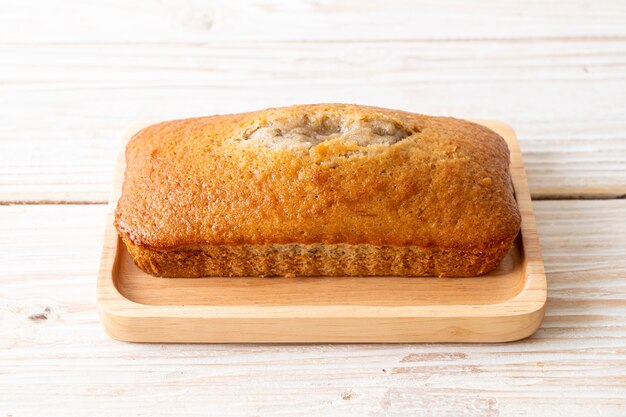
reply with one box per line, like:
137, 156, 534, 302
2, 1, 626, 415
1, 201, 626, 416
1, 2, 626, 201
3, 0, 626, 42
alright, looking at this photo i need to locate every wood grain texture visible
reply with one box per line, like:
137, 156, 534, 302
2, 13, 626, 202
2, 0, 626, 43
2, 200, 625, 415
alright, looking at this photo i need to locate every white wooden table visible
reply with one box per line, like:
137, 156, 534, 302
1, 1, 626, 415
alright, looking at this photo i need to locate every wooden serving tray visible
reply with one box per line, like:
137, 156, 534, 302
97, 120, 546, 343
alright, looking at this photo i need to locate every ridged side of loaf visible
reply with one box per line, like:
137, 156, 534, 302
122, 237, 515, 278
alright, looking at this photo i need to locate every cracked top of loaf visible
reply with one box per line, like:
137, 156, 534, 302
115, 104, 521, 251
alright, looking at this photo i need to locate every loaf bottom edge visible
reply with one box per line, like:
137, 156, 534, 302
121, 238, 515, 278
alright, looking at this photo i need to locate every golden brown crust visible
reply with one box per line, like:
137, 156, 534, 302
115, 104, 521, 277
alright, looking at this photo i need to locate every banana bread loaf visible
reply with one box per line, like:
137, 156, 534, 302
115, 104, 521, 277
